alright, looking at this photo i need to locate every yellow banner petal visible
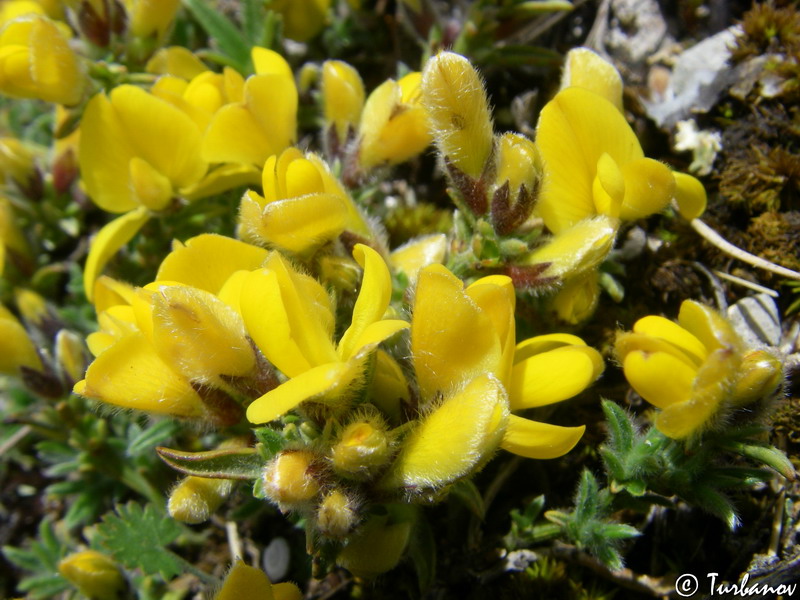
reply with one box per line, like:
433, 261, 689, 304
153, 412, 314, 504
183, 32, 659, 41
633, 315, 708, 366
155, 234, 268, 294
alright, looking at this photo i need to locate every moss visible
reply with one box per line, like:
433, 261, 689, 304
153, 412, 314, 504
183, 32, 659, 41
744, 210, 800, 271
730, 2, 800, 64
383, 203, 453, 248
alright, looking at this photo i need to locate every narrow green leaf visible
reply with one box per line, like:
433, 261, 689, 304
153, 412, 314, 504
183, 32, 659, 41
599, 523, 641, 540
574, 470, 599, 523
127, 420, 181, 457
408, 513, 436, 593
241, 0, 266, 46
157, 445, 263, 480
724, 442, 796, 480
17, 574, 70, 598
449, 479, 486, 520
183, 0, 251, 73
255, 426, 285, 458
2, 546, 43, 572
601, 399, 634, 453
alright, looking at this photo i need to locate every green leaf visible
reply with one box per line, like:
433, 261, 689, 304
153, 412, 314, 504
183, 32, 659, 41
408, 512, 436, 593
3, 546, 43, 572
183, 0, 251, 73
449, 479, 486, 520
241, 0, 266, 46
127, 420, 181, 457
724, 442, 796, 480
17, 574, 70, 599
254, 426, 285, 458
156, 445, 264, 480
601, 400, 634, 453
96, 502, 184, 580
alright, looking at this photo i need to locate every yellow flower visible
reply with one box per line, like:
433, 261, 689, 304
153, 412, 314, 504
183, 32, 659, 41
0, 137, 36, 190
421, 51, 493, 180
358, 72, 432, 170
381, 265, 603, 491
58, 551, 125, 600
321, 59, 365, 149
615, 300, 783, 439
76, 235, 270, 421
0, 15, 87, 105
78, 84, 210, 298
268, 0, 330, 42
214, 561, 302, 600
241, 244, 409, 424
146, 46, 208, 79
201, 48, 297, 168
239, 147, 371, 255
537, 47, 707, 232
122, 0, 180, 40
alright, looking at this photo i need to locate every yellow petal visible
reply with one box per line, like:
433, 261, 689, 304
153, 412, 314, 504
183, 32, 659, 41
673, 171, 707, 220
622, 350, 695, 409
617, 157, 675, 220
390, 233, 447, 283
349, 319, 409, 355
272, 582, 302, 600
239, 191, 349, 255
84, 207, 150, 301
251, 47, 293, 78
560, 48, 623, 111
514, 333, 587, 362
615, 331, 701, 371
633, 315, 708, 366
509, 345, 603, 409
535, 87, 643, 233
338, 244, 393, 359
150, 285, 255, 382
677, 300, 740, 354
155, 234, 268, 294
108, 85, 207, 188
181, 163, 261, 201
240, 262, 337, 378
551, 272, 600, 324
146, 46, 208, 79
215, 561, 274, 600
246, 361, 356, 424
129, 156, 173, 211
524, 215, 617, 278
500, 415, 585, 459
92, 277, 135, 313
592, 152, 624, 217
411, 264, 500, 402
28, 16, 86, 105
322, 59, 365, 142
77, 332, 205, 418
79, 92, 139, 213
381, 373, 509, 490
465, 274, 516, 383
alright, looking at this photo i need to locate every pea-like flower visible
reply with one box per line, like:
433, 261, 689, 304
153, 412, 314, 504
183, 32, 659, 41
0, 15, 87, 105
615, 300, 784, 439
58, 551, 125, 600
213, 561, 301, 600
380, 264, 604, 492
241, 244, 409, 424
239, 147, 371, 256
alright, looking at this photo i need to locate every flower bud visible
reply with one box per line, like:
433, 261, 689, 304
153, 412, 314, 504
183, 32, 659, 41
263, 450, 320, 507
551, 272, 600, 324
58, 550, 125, 600
0, 304, 42, 375
316, 489, 359, 538
168, 475, 234, 524
332, 418, 392, 479
730, 349, 783, 406
0, 137, 36, 190
55, 329, 88, 384
336, 513, 412, 578
322, 60, 365, 147
421, 51, 493, 179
